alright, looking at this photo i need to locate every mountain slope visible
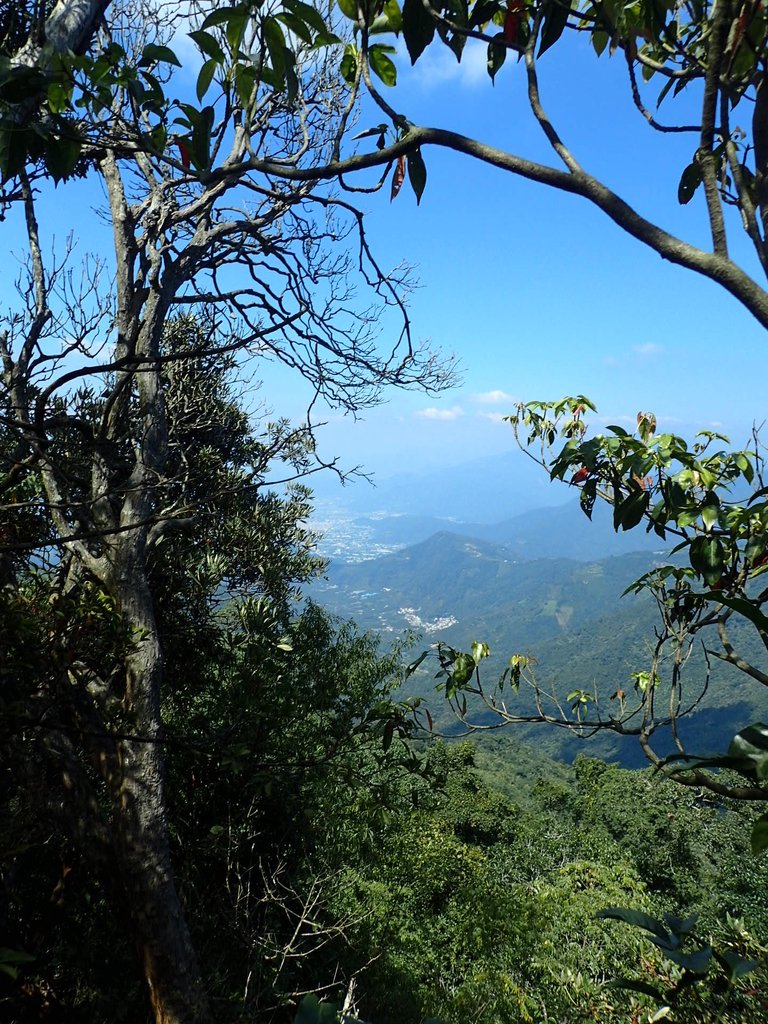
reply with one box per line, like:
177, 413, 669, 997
312, 532, 768, 766
316, 531, 657, 644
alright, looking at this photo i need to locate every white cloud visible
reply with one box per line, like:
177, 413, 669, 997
407, 39, 489, 89
633, 342, 665, 357
477, 411, 507, 423
415, 405, 465, 421
471, 389, 517, 405
594, 414, 635, 425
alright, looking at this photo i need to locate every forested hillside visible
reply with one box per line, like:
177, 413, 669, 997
314, 534, 768, 764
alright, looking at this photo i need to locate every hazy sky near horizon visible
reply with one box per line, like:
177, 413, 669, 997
4, 25, 768, 485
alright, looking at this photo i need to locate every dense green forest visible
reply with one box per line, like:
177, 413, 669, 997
5, 0, 768, 1022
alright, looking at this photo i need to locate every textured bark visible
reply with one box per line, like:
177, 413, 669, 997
753, 69, 768, 242
108, 540, 211, 1024
12, 0, 110, 65
72, 151, 213, 1024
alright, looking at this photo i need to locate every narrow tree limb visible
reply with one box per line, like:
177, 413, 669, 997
207, 127, 768, 329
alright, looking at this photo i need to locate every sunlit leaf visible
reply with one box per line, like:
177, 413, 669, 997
285, 0, 330, 34
196, 59, 218, 102
369, 45, 397, 85
337, 0, 359, 20
340, 45, 358, 85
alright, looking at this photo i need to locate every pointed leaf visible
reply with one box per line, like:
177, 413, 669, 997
663, 912, 699, 936
285, 0, 331, 34
140, 43, 181, 67
234, 63, 256, 106
663, 945, 712, 974
703, 591, 768, 632
689, 534, 725, 585
391, 154, 406, 200
353, 124, 389, 141
44, 134, 82, 182
202, 6, 242, 29
263, 17, 288, 87
340, 45, 358, 85
189, 105, 214, 172
614, 488, 649, 532
276, 11, 314, 44
407, 146, 427, 203
0, 124, 30, 180
337, 0, 359, 20
592, 29, 609, 55
678, 160, 702, 204
383, 0, 404, 32
487, 34, 506, 80
189, 29, 226, 63
402, 0, 436, 64
717, 948, 760, 982
596, 907, 671, 942
227, 9, 249, 52
406, 649, 430, 675
539, 0, 571, 56
196, 58, 218, 102
608, 978, 665, 1000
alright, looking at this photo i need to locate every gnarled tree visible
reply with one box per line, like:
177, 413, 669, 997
0, 3, 451, 1021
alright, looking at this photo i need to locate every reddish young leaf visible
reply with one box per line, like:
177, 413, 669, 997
177, 140, 191, 169
390, 154, 406, 201
503, 10, 520, 43
503, 0, 524, 43
571, 466, 590, 485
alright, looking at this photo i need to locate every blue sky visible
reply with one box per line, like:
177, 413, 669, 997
275, 30, 768, 480
5, 26, 768, 488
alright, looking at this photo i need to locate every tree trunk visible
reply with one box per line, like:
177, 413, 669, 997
108, 545, 211, 1024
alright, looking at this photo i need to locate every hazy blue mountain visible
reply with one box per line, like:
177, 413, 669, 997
463, 498, 664, 559
327, 497, 664, 562
310, 449, 572, 521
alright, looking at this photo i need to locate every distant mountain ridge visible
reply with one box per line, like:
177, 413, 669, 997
335, 497, 664, 563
